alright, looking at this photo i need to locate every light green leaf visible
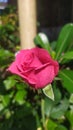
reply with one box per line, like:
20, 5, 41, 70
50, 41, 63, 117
62, 51, 73, 59
2, 95, 10, 107
55, 23, 73, 60
0, 49, 13, 58
69, 94, 73, 104
4, 76, 16, 90
43, 84, 54, 101
34, 33, 51, 54
66, 110, 73, 127
14, 90, 27, 105
59, 69, 73, 93
47, 119, 57, 130
4, 109, 11, 119
60, 51, 73, 64
0, 103, 4, 111
51, 51, 56, 59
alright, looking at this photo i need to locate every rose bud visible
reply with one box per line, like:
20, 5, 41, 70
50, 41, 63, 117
8, 47, 59, 89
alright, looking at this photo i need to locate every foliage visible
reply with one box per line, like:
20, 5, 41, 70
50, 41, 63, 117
0, 5, 20, 51
34, 24, 73, 130
0, 5, 73, 130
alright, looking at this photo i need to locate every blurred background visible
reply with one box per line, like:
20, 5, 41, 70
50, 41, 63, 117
6, 0, 73, 40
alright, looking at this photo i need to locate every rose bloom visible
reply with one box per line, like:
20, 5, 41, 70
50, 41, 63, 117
8, 48, 59, 89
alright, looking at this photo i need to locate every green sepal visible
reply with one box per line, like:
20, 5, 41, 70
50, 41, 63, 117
42, 84, 54, 101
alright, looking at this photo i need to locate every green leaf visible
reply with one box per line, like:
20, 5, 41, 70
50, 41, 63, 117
0, 48, 14, 67
43, 84, 54, 101
59, 69, 73, 93
34, 33, 51, 53
44, 98, 54, 117
53, 82, 62, 104
47, 119, 57, 130
0, 49, 13, 59
56, 125, 67, 130
51, 41, 57, 50
14, 90, 27, 105
55, 23, 73, 60
50, 98, 69, 119
0, 103, 4, 111
60, 51, 73, 64
66, 110, 73, 127
14, 105, 36, 130
2, 95, 10, 107
4, 76, 17, 90
69, 94, 73, 104
62, 51, 73, 60
4, 109, 11, 119
51, 51, 56, 59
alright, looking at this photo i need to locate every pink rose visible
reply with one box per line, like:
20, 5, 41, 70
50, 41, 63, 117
8, 48, 59, 89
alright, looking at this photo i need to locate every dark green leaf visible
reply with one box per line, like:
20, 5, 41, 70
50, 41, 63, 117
55, 23, 73, 60
51, 41, 57, 50
56, 125, 67, 130
50, 98, 69, 119
44, 98, 54, 117
53, 82, 62, 104
59, 69, 73, 93
0, 48, 14, 67
66, 110, 73, 127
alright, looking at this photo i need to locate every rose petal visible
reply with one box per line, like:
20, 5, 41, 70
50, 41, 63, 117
35, 65, 55, 89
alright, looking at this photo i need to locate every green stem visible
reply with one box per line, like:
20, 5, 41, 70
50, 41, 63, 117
41, 99, 46, 129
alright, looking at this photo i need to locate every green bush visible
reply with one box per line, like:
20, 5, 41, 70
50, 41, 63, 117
0, 5, 20, 51
0, 5, 73, 130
